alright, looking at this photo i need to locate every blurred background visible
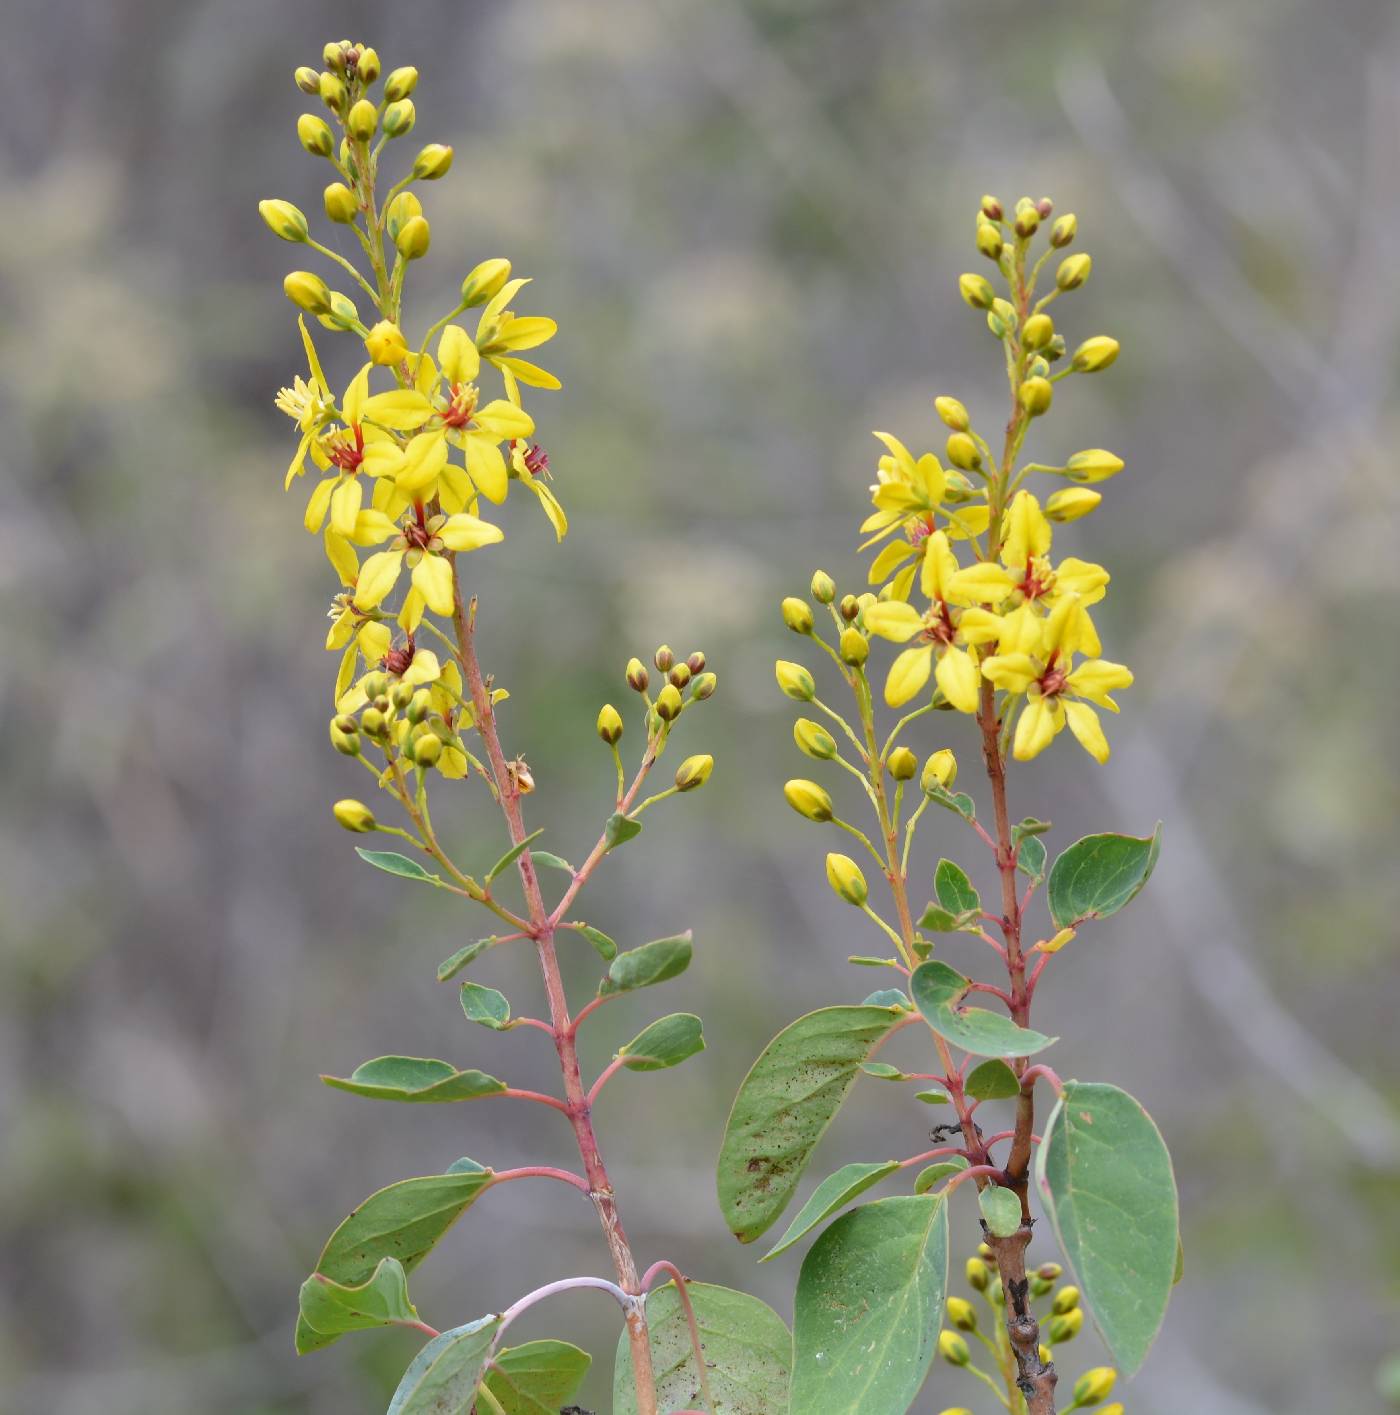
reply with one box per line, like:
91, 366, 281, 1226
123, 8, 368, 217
3, 0, 1399, 1411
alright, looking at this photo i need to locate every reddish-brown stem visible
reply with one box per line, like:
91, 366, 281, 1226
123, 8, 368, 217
587, 1056, 628, 1106
500, 1087, 571, 1113
896, 1143, 966, 1169
639, 1260, 716, 1414
489, 1165, 591, 1193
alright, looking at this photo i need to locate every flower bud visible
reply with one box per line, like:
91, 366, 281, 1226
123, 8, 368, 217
934, 395, 969, 432
361, 671, 389, 701
323, 41, 348, 70
945, 432, 981, 471
412, 143, 454, 180
675, 754, 713, 792
597, 704, 623, 745
938, 1330, 970, 1367
1072, 1368, 1117, 1406
385, 190, 422, 241
1045, 486, 1100, 524
361, 707, 388, 738
365, 320, 409, 366
690, 671, 717, 700
333, 799, 376, 833
980, 193, 1003, 221
944, 469, 976, 502
347, 98, 377, 142
1045, 1308, 1083, 1343
655, 684, 682, 721
1065, 448, 1124, 483
390, 682, 414, 711
1019, 377, 1053, 417
626, 657, 650, 692
668, 662, 691, 689
1030, 1272, 1054, 1298
975, 220, 1003, 261
1022, 312, 1054, 351
413, 733, 443, 768
383, 99, 417, 138
838, 593, 861, 622
839, 627, 869, 667
322, 290, 362, 332
922, 749, 957, 792
778, 596, 814, 634
323, 181, 359, 223
776, 660, 816, 701
283, 270, 332, 315
826, 852, 868, 907
319, 71, 349, 113
1037, 1262, 1063, 1281
1056, 253, 1092, 290
1072, 336, 1119, 373
793, 719, 837, 761
887, 746, 918, 781
297, 113, 335, 157
258, 198, 309, 242
965, 1256, 990, 1291
1036, 196, 1054, 218
977, 1242, 994, 1260
407, 691, 432, 725
1051, 1284, 1080, 1314
987, 1277, 1004, 1307
1051, 212, 1077, 247
384, 65, 419, 101
810, 569, 836, 604
1099, 1407, 1124, 1415
356, 47, 381, 82
958, 273, 995, 310
946, 1297, 978, 1332
331, 725, 361, 757
1013, 199, 1040, 238
461, 257, 512, 307
687, 651, 707, 674
295, 66, 321, 94
1046, 333, 1067, 361
396, 215, 431, 260
785, 779, 834, 822
652, 644, 674, 673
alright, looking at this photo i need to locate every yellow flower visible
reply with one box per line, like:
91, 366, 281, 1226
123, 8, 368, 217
474, 277, 561, 398
364, 320, 410, 366
509, 439, 568, 540
275, 316, 336, 488
861, 433, 989, 560
336, 636, 445, 715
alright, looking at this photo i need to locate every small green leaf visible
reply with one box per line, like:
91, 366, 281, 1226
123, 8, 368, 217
861, 988, 909, 1008
618, 1013, 706, 1071
913, 1157, 968, 1193
603, 812, 642, 852
574, 923, 617, 961
480, 1339, 591, 1415
791, 1196, 948, 1414
486, 828, 545, 883
459, 982, 511, 1030
859, 1061, 905, 1080
918, 904, 961, 932
1047, 824, 1163, 930
1013, 817, 1052, 839
763, 1161, 901, 1260
436, 938, 495, 981
355, 848, 441, 885
929, 786, 976, 820
1017, 834, 1048, 884
935, 859, 980, 915
321, 1056, 507, 1103
914, 1088, 949, 1105
978, 1183, 1022, 1237
910, 961, 1056, 1058
599, 932, 692, 996
848, 954, 898, 968
966, 1058, 1021, 1100
387, 1316, 501, 1415
298, 1257, 418, 1337
530, 850, 574, 873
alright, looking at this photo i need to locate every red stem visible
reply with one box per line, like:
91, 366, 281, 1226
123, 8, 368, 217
489, 1165, 592, 1193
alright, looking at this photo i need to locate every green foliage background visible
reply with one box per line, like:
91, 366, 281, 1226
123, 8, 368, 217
3, 2, 1398, 1412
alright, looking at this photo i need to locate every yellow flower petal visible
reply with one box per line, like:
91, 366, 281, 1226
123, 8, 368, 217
948, 561, 1015, 605
885, 644, 933, 707
1064, 700, 1111, 762
412, 552, 456, 616
1002, 490, 1051, 571
464, 435, 509, 503
871, 431, 917, 479
353, 549, 403, 609
1054, 557, 1109, 604
862, 600, 924, 643
398, 586, 425, 632
349, 508, 399, 545
298, 315, 329, 395
362, 388, 435, 431
325, 609, 354, 651
1014, 694, 1063, 760
401, 649, 442, 687
396, 430, 449, 497
329, 476, 363, 537
438, 463, 476, 515
357, 621, 391, 663
493, 355, 561, 390
438, 513, 505, 552
474, 399, 535, 440
437, 324, 481, 385
957, 606, 1005, 646
333, 645, 357, 702
342, 363, 371, 427
868, 540, 916, 585
1066, 658, 1133, 710
935, 645, 980, 713
360, 440, 404, 479
324, 529, 359, 586
532, 481, 568, 541
485, 315, 557, 352
920, 530, 960, 602
303, 476, 335, 534
980, 652, 1040, 694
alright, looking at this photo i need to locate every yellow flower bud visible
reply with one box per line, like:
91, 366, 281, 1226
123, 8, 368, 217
782, 597, 815, 634
461, 257, 512, 307
839, 627, 869, 667
333, 799, 376, 833
655, 684, 683, 721
321, 290, 362, 332
838, 593, 862, 622
1072, 1367, 1117, 1406
1022, 312, 1054, 351
330, 725, 361, 757
776, 660, 816, 702
1064, 448, 1124, 483
597, 704, 623, 745
922, 749, 957, 792
675, 754, 714, 792
323, 182, 359, 224
294, 66, 321, 95
938, 1330, 970, 1367
1099, 1406, 1124, 1415
347, 98, 378, 142
626, 657, 650, 693
297, 113, 335, 157
365, 320, 409, 366
980, 193, 1003, 221
793, 719, 837, 761
412, 143, 454, 180
958, 273, 995, 310
414, 733, 443, 768
785, 779, 834, 822
1051, 1284, 1080, 1314
691, 671, 718, 700
965, 1256, 990, 1291
323, 41, 348, 71
1039, 1344, 1053, 1365
826, 853, 868, 907
1046, 1308, 1083, 1343
1056, 253, 1092, 290
361, 707, 388, 738
383, 98, 417, 138
396, 215, 431, 260
258, 198, 309, 242
945, 432, 981, 471
887, 746, 918, 781
1051, 212, 1077, 247
935, 395, 970, 432
1037, 1262, 1063, 1280
976, 220, 1003, 260
319, 71, 348, 112
283, 270, 332, 314
668, 663, 692, 692
654, 645, 674, 672
946, 1297, 978, 1332
385, 190, 422, 242
384, 65, 419, 101
407, 691, 432, 725
937, 1409, 975, 1415
1014, 198, 1040, 237
1045, 487, 1101, 523
356, 47, 381, 83
1072, 336, 1120, 373
390, 682, 414, 711
1019, 376, 1053, 417
810, 569, 836, 604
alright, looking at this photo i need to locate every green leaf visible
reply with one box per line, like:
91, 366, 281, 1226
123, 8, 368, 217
618, 1013, 706, 1071
914, 1088, 949, 1105
387, 1316, 501, 1415
859, 1061, 905, 1080
1036, 1080, 1179, 1376
762, 1161, 901, 1261
298, 1257, 418, 1337
599, 932, 692, 996
459, 982, 511, 1030
1013, 816, 1052, 839
966, 1058, 1021, 1100
717, 1004, 906, 1243
978, 1184, 1022, 1237
1047, 824, 1163, 930
791, 1195, 948, 1415
910, 961, 1056, 1058
603, 812, 642, 852
436, 938, 495, 981
1017, 834, 1048, 885
355, 848, 442, 886
574, 923, 618, 961
321, 1056, 507, 1103
486, 828, 544, 883
861, 988, 908, 1009
295, 1160, 492, 1354
929, 786, 976, 820
614, 1281, 791, 1415
848, 954, 898, 968
935, 859, 980, 915
530, 850, 574, 873
913, 1157, 967, 1193
918, 904, 961, 932
480, 1339, 591, 1414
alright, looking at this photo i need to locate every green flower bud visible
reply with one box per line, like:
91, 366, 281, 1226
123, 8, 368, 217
318, 71, 348, 112
1029, 1273, 1054, 1298
655, 684, 682, 721
360, 671, 389, 701
384, 65, 419, 101
675, 754, 714, 792
330, 726, 361, 757
839, 627, 869, 667
412, 143, 454, 180
356, 47, 381, 83
294, 66, 321, 95
887, 746, 918, 781
810, 569, 836, 604
690, 671, 718, 700
1046, 333, 1067, 361
1019, 376, 1053, 417
347, 98, 377, 142
1051, 1284, 1080, 1315
1056, 253, 1092, 290
259, 198, 309, 242
333, 799, 376, 833
626, 657, 650, 692
283, 270, 332, 314
965, 1256, 990, 1291
945, 432, 981, 471
321, 290, 362, 332
1022, 312, 1054, 351
1065, 448, 1124, 483
935, 395, 970, 432
785, 779, 834, 822
413, 733, 443, 768
385, 190, 422, 242
793, 719, 837, 761
980, 193, 1003, 221
396, 214, 431, 260
383, 98, 417, 138
946, 1296, 977, 1332
781, 597, 814, 634
1045, 1308, 1083, 1344
1072, 336, 1120, 372
775, 660, 815, 701
1051, 212, 1077, 247
922, 749, 957, 792
597, 704, 623, 744
654, 644, 674, 672
977, 1241, 994, 1260
390, 682, 414, 711
407, 690, 432, 725
976, 220, 1004, 260
323, 181, 359, 224
360, 707, 388, 738
944, 468, 976, 502
461, 257, 512, 307
938, 1330, 971, 1367
668, 662, 691, 689
297, 112, 335, 157
959, 273, 996, 310
838, 593, 861, 622
1072, 1367, 1117, 1407
826, 852, 868, 907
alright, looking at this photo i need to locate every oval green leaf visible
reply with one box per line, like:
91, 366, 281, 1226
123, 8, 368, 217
598, 932, 692, 996
437, 937, 497, 981
1047, 825, 1162, 930
1035, 1080, 1179, 1376
321, 1056, 507, 1103
573, 923, 618, 961
861, 988, 909, 1009
298, 1256, 418, 1338
913, 1156, 967, 1193
978, 1183, 1022, 1237
530, 850, 574, 873
460, 982, 511, 1030
613, 1281, 791, 1415
910, 961, 1056, 1058
480, 1339, 591, 1414
1017, 834, 1048, 884
387, 1316, 501, 1415
717, 1004, 906, 1243
966, 1058, 1021, 1100
791, 1195, 948, 1415
354, 847, 442, 885
486, 828, 545, 883
603, 812, 642, 852
935, 859, 980, 915
762, 1160, 902, 1261
618, 1013, 706, 1072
